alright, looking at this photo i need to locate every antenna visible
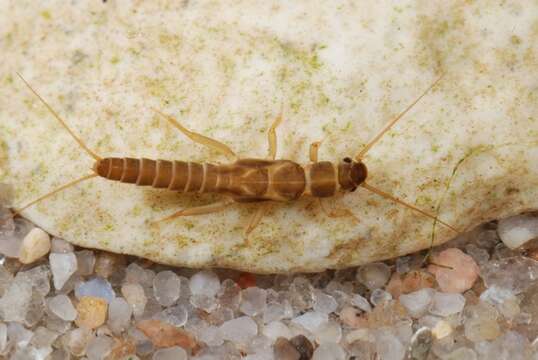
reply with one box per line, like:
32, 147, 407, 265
360, 182, 459, 234
355, 74, 444, 161
16, 73, 101, 161
12, 74, 102, 215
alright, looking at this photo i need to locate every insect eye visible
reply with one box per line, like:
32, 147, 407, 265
343, 157, 352, 163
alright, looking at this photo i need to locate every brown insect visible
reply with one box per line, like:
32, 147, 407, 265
15, 73, 458, 236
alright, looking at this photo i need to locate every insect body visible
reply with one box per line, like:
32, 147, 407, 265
15, 73, 458, 235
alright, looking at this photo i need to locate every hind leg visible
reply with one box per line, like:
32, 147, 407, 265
152, 108, 237, 160
151, 199, 235, 224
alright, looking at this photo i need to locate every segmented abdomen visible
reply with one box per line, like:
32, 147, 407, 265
94, 157, 217, 193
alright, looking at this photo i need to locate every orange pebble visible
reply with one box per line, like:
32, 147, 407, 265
427, 248, 479, 293
237, 273, 257, 289
401, 270, 436, 294
75, 296, 108, 329
136, 319, 198, 350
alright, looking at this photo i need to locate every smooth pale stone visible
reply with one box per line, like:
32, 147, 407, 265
2, 2, 538, 273
497, 213, 538, 249
18, 227, 51, 264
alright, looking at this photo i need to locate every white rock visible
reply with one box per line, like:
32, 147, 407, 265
18, 227, 50, 264
47, 294, 77, 321
49, 253, 77, 290
153, 346, 188, 360
400, 289, 435, 318
430, 292, 465, 317
108, 297, 132, 334
497, 213, 538, 249
291, 311, 328, 333
220, 316, 258, 343
153, 271, 181, 306
189, 271, 220, 297
312, 343, 346, 360
240, 287, 267, 316
262, 321, 292, 340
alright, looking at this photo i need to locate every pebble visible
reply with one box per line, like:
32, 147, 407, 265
86, 335, 114, 360
464, 302, 501, 342
356, 262, 391, 290
263, 321, 292, 340
136, 319, 198, 349
152, 346, 188, 360
401, 270, 436, 293
350, 294, 372, 312
50, 237, 74, 253
430, 292, 466, 317
217, 279, 241, 310
497, 213, 538, 249
399, 289, 434, 318
49, 252, 77, 290
108, 297, 132, 334
121, 282, 147, 318
314, 320, 342, 344
18, 227, 50, 264
220, 316, 258, 343
75, 250, 96, 276
94, 252, 125, 279
159, 304, 188, 327
0, 218, 32, 258
64, 328, 93, 356
407, 327, 433, 360
240, 287, 267, 316
273, 337, 300, 360
375, 329, 405, 360
0, 278, 32, 322
480, 256, 538, 294
428, 248, 479, 293
370, 288, 392, 306
291, 311, 328, 333
153, 270, 181, 306
313, 290, 338, 314
46, 294, 77, 321
312, 343, 346, 360
75, 277, 115, 303
339, 306, 367, 328
386, 273, 403, 299
190, 270, 220, 297
289, 335, 314, 360
75, 296, 108, 329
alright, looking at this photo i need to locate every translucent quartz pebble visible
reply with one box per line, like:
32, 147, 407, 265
75, 250, 96, 276
153, 346, 188, 360
399, 289, 434, 318
262, 321, 292, 340
291, 311, 328, 333
153, 271, 181, 307
0, 323, 6, 353
217, 279, 241, 310
312, 343, 346, 360
47, 294, 77, 321
442, 347, 477, 360
8, 322, 33, 348
0, 218, 32, 258
474, 331, 532, 360
356, 262, 391, 290
75, 277, 115, 303
408, 327, 433, 360
480, 256, 538, 294
50, 253, 77, 290
50, 237, 74, 253
108, 297, 132, 334
427, 248, 479, 293
125, 263, 155, 287
0, 277, 32, 322
64, 328, 93, 357
240, 287, 267, 316
190, 271, 220, 297
370, 289, 392, 306
30, 326, 58, 351
375, 329, 405, 360
465, 244, 490, 265
430, 292, 466, 317
86, 335, 114, 360
464, 302, 501, 342
197, 324, 223, 347
350, 294, 372, 312
313, 290, 338, 314
18, 227, 50, 264
480, 285, 520, 319
24, 289, 46, 327
121, 283, 147, 318
264, 301, 292, 323
17, 265, 51, 296
497, 213, 538, 249
219, 316, 258, 343
191, 294, 218, 312
314, 320, 342, 344
158, 304, 188, 327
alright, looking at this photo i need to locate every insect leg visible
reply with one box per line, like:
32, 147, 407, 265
267, 106, 284, 160
318, 198, 359, 222
152, 108, 237, 160
244, 202, 271, 236
151, 198, 235, 223
309, 141, 322, 162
